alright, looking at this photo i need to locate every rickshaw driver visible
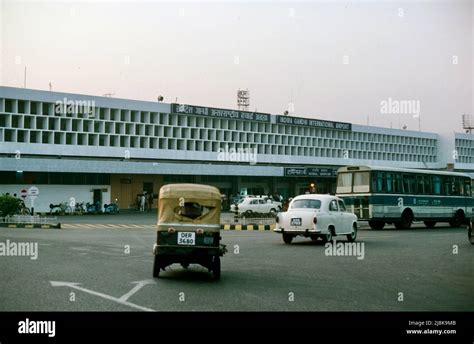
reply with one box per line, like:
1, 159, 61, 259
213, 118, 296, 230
178, 202, 203, 219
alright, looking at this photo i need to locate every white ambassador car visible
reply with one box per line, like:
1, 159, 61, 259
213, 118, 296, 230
274, 194, 358, 244
230, 197, 281, 216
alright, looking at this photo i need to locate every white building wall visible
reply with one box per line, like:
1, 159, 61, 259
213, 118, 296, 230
0, 185, 110, 213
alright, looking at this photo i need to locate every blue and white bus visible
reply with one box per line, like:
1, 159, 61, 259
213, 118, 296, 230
336, 166, 474, 230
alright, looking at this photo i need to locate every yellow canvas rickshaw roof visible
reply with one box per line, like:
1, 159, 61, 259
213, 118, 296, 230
159, 183, 221, 201
158, 183, 221, 225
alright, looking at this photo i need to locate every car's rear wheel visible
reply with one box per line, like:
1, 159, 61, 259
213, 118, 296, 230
212, 256, 221, 281
322, 228, 333, 243
269, 208, 278, 216
282, 233, 293, 244
424, 221, 436, 229
152, 255, 160, 278
347, 223, 357, 242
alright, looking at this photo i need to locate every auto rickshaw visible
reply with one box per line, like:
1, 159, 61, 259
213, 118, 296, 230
152, 183, 226, 280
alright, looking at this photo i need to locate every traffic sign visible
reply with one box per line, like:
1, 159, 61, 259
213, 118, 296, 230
28, 186, 39, 199
20, 189, 28, 199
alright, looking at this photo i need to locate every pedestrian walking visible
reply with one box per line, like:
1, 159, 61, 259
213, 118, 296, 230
140, 194, 146, 212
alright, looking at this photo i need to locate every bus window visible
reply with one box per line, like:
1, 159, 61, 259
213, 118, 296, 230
424, 175, 432, 195
336, 173, 353, 194
416, 175, 424, 194
459, 178, 465, 196
371, 172, 385, 193
386, 173, 393, 193
452, 177, 460, 196
432, 176, 442, 195
394, 174, 403, 193
353, 172, 370, 193
464, 178, 472, 196
443, 176, 452, 196
402, 174, 416, 194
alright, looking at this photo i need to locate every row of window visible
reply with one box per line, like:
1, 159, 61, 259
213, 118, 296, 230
337, 171, 473, 196
0, 113, 438, 149
0, 128, 437, 156
371, 172, 472, 196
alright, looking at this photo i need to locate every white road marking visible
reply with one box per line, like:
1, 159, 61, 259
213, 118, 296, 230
50, 281, 156, 312
119, 280, 156, 302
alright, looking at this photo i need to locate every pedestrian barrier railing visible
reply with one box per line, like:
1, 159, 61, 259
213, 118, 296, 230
1, 215, 59, 225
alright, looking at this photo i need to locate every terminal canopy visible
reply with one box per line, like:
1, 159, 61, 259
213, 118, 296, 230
158, 183, 221, 224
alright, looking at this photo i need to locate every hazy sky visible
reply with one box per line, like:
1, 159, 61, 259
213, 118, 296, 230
1, 0, 473, 133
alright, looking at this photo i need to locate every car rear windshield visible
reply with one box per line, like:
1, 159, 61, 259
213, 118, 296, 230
291, 199, 322, 209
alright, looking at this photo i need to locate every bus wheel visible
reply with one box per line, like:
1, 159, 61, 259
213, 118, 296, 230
449, 211, 465, 228
368, 220, 385, 230
395, 210, 413, 229
424, 221, 436, 229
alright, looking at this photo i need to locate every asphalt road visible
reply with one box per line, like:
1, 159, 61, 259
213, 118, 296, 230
0, 218, 473, 311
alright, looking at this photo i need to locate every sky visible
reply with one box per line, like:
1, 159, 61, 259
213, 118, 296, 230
1, 0, 473, 134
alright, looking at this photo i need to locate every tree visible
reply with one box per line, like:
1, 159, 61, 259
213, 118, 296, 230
0, 194, 22, 217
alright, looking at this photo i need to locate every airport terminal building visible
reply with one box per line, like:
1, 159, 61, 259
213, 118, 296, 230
0, 86, 473, 212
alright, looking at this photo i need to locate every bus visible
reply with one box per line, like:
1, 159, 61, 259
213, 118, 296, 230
335, 165, 474, 230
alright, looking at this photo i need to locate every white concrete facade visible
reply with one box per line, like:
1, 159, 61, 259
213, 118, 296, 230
0, 86, 473, 177
0, 185, 111, 213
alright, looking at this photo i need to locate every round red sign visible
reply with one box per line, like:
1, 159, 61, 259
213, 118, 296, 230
20, 189, 28, 199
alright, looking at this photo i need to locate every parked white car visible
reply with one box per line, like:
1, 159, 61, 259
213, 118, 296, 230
230, 197, 281, 216
274, 194, 358, 244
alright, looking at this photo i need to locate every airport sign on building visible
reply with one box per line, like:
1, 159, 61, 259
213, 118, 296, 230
171, 103, 270, 122
284, 167, 337, 177
277, 115, 352, 131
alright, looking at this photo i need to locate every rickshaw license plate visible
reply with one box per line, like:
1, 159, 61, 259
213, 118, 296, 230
177, 232, 195, 245
291, 218, 302, 226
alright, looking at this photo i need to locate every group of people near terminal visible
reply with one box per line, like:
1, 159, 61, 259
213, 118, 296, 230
136, 192, 155, 212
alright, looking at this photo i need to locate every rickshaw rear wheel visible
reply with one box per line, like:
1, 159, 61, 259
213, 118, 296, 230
152, 255, 160, 278
212, 256, 221, 281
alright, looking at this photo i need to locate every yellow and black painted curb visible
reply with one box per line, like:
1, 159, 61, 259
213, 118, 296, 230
0, 223, 61, 229
221, 224, 275, 231
2, 223, 275, 231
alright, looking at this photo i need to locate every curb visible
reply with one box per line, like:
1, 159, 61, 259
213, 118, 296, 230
0, 223, 62, 229
221, 224, 275, 231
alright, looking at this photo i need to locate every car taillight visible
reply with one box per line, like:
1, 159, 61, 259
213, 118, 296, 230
313, 216, 317, 224
168, 227, 176, 234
